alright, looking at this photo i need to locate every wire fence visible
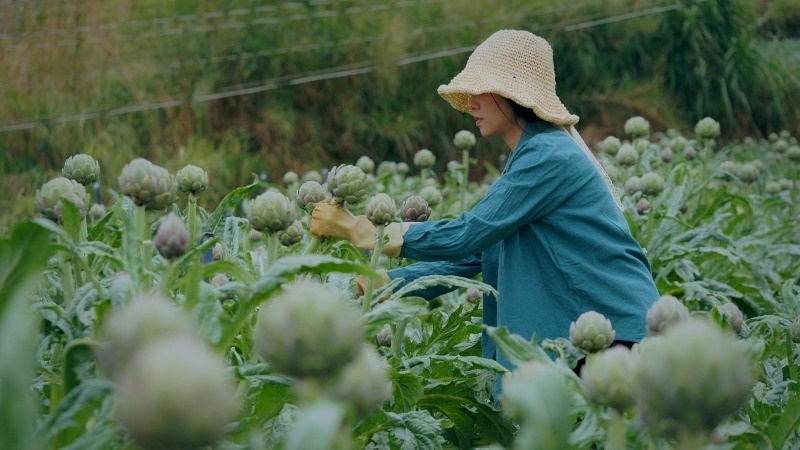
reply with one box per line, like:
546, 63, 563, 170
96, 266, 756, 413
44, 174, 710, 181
0, 0, 690, 133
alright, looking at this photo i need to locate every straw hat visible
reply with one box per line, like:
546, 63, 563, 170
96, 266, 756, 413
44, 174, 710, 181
438, 29, 579, 127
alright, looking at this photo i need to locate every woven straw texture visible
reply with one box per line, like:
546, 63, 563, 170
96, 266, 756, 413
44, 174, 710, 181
437, 29, 579, 126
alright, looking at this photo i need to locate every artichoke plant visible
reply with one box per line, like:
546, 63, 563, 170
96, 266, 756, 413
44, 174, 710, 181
413, 149, 436, 169
365, 193, 396, 226
115, 336, 239, 450
247, 190, 296, 234
634, 318, 756, 440
35, 176, 91, 222
453, 129, 476, 150
62, 153, 100, 185
154, 213, 190, 260
400, 195, 431, 222
277, 220, 304, 247
569, 311, 616, 353
624, 116, 650, 139
176, 164, 209, 196
332, 344, 392, 417
615, 144, 639, 167
253, 280, 364, 379
296, 180, 327, 210
598, 136, 622, 155
97, 293, 194, 379
118, 158, 178, 210
695, 117, 721, 140
327, 164, 368, 205
356, 155, 375, 174
580, 346, 637, 413
646, 295, 690, 335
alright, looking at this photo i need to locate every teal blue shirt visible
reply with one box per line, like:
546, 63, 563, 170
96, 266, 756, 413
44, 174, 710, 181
393, 120, 658, 370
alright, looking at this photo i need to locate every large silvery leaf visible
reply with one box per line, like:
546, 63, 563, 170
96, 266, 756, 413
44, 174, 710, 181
0, 221, 56, 450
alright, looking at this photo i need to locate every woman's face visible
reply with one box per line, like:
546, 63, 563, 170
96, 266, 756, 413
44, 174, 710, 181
467, 93, 523, 145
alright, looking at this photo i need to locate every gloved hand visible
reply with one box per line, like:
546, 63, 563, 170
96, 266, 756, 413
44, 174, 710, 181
310, 201, 408, 257
355, 269, 392, 302
309, 201, 375, 246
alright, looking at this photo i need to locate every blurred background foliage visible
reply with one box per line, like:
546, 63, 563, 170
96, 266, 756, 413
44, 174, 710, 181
1, 0, 798, 228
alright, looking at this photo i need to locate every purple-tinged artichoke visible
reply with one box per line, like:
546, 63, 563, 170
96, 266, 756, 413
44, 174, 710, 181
35, 176, 91, 222
791, 316, 800, 343
248, 190, 296, 234
717, 302, 744, 333
365, 193, 396, 226
176, 164, 209, 196
570, 311, 616, 353
400, 195, 431, 222
62, 153, 100, 185
625, 176, 643, 195
154, 213, 190, 260
118, 158, 178, 210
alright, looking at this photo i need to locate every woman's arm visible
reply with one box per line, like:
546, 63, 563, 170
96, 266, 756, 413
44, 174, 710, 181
387, 254, 482, 301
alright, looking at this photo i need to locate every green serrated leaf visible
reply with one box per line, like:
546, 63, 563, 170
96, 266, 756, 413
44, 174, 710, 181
206, 177, 261, 235
485, 326, 551, 366
390, 367, 425, 413
0, 221, 56, 450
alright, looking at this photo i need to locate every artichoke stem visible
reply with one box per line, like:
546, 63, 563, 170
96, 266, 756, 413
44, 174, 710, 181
391, 319, 409, 356
460, 148, 470, 212
607, 409, 626, 450
136, 205, 153, 289
362, 224, 385, 313
267, 232, 279, 267
187, 194, 198, 248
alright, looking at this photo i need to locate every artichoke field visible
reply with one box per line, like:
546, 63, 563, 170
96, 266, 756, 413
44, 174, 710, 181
1, 122, 799, 450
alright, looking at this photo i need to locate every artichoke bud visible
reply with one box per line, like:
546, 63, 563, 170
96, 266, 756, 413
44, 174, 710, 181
738, 163, 760, 183
89, 203, 106, 222
413, 149, 436, 169
581, 346, 637, 412
695, 117, 721, 140
634, 318, 756, 439
625, 176, 643, 195
176, 164, 209, 196
326, 164, 368, 205
419, 186, 443, 207
154, 213, 190, 260
598, 136, 622, 155
277, 220, 304, 247
97, 293, 194, 379
641, 172, 665, 196
295, 180, 327, 210
247, 190, 296, 233
786, 146, 800, 162
282, 171, 299, 185
400, 195, 431, 222
35, 176, 90, 222
635, 199, 650, 215
646, 295, 690, 335
465, 287, 482, 304
376, 161, 397, 177
396, 162, 410, 175
682, 146, 697, 160
453, 129, 477, 150
356, 155, 375, 174
717, 302, 744, 333
62, 153, 100, 185
365, 193, 396, 226
115, 336, 239, 450
569, 311, 616, 353
301, 170, 323, 184
501, 361, 570, 423
118, 158, 178, 210
615, 144, 639, 166
624, 116, 650, 139
660, 147, 675, 163
375, 325, 392, 347
253, 280, 363, 378
332, 344, 392, 416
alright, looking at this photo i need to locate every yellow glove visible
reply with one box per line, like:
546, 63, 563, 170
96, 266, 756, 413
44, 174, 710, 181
356, 269, 392, 302
310, 202, 408, 257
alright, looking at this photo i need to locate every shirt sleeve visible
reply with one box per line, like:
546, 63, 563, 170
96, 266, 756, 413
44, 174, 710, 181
386, 254, 482, 301
401, 136, 585, 261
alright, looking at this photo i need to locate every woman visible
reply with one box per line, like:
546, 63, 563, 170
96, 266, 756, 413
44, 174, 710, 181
310, 29, 658, 372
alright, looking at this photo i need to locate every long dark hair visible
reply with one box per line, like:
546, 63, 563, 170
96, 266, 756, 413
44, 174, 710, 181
490, 94, 542, 133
